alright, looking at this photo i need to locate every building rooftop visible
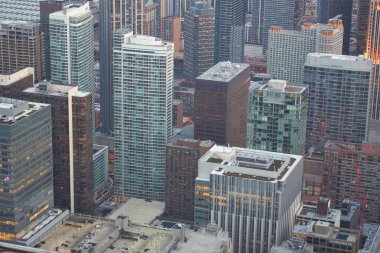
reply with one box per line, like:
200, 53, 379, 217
360, 224, 380, 253
272, 238, 313, 253
197, 61, 250, 82
305, 53, 372, 71
296, 204, 341, 226
121, 33, 173, 52
0, 67, 34, 86
259, 79, 307, 93
107, 198, 165, 225
0, 97, 48, 125
93, 144, 108, 156
199, 146, 302, 181
50, 2, 90, 20
24, 82, 90, 98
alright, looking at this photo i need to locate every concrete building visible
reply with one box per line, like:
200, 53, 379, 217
214, 0, 246, 63
50, 3, 94, 94
0, 68, 34, 97
359, 224, 380, 253
161, 16, 182, 53
262, 0, 295, 53
39, 0, 65, 81
304, 53, 373, 151
173, 99, 184, 128
317, 0, 353, 54
324, 141, 380, 224
365, 0, 380, 122
195, 145, 303, 253
0, 0, 43, 22
174, 86, 194, 117
194, 62, 250, 148
0, 98, 53, 241
184, 1, 215, 81
21, 82, 94, 214
0, 21, 43, 82
113, 32, 174, 200
267, 21, 343, 85
165, 139, 214, 223
247, 80, 308, 155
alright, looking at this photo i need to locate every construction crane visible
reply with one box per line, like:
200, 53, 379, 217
355, 163, 368, 225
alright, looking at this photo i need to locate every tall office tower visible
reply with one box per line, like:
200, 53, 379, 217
165, 139, 214, 223
268, 21, 343, 85
356, 0, 370, 55
262, 0, 295, 53
304, 53, 372, 151
113, 32, 174, 200
247, 0, 264, 44
184, 2, 215, 81
195, 145, 303, 253
99, 0, 130, 135
0, 21, 43, 82
247, 80, 308, 155
0, 0, 43, 22
365, 0, 380, 121
194, 62, 250, 148
0, 68, 34, 98
0, 98, 53, 241
161, 16, 182, 52
21, 82, 94, 214
50, 3, 94, 94
131, 0, 156, 36
214, 0, 246, 63
40, 0, 65, 81
317, 0, 353, 54
324, 142, 380, 224
154, 0, 167, 38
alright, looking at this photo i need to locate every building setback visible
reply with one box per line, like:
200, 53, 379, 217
0, 68, 34, 98
165, 139, 214, 224
184, 1, 215, 81
0, 98, 54, 241
113, 32, 173, 201
247, 80, 308, 155
304, 53, 372, 151
0, 21, 43, 82
194, 145, 303, 253
195, 62, 250, 148
324, 142, 380, 224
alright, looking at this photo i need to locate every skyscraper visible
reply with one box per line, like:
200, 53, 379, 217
194, 145, 303, 253
247, 80, 308, 155
0, 98, 53, 241
184, 1, 215, 81
50, 3, 94, 94
214, 0, 246, 63
246, 0, 264, 44
262, 0, 295, 53
165, 139, 214, 223
194, 62, 250, 148
0, 0, 43, 22
40, 0, 65, 81
317, 0, 353, 54
113, 32, 174, 200
0, 21, 43, 82
365, 0, 380, 121
304, 53, 373, 151
356, 0, 370, 55
267, 21, 343, 85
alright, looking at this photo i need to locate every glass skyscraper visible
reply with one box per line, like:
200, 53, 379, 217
113, 32, 173, 200
0, 98, 53, 241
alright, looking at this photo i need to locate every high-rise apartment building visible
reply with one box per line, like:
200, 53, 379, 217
194, 62, 250, 148
40, 0, 65, 80
0, 21, 43, 82
267, 21, 343, 85
113, 32, 174, 200
324, 142, 380, 224
247, 80, 308, 155
165, 139, 214, 223
0, 0, 43, 22
195, 145, 303, 253
262, 0, 295, 53
356, 0, 370, 55
22, 82, 94, 214
99, 0, 130, 135
184, 1, 214, 81
304, 53, 372, 151
50, 3, 94, 94
317, 0, 353, 54
0, 98, 53, 241
365, 0, 380, 121
214, 0, 246, 63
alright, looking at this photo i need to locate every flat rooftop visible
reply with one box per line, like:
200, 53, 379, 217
107, 198, 165, 225
0, 98, 48, 125
200, 146, 302, 181
360, 224, 380, 253
0, 67, 34, 86
305, 53, 372, 72
197, 61, 250, 82
259, 79, 307, 93
297, 204, 341, 222
24, 82, 90, 98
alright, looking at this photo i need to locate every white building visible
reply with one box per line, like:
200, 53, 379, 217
194, 145, 303, 253
113, 32, 174, 201
267, 20, 343, 85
